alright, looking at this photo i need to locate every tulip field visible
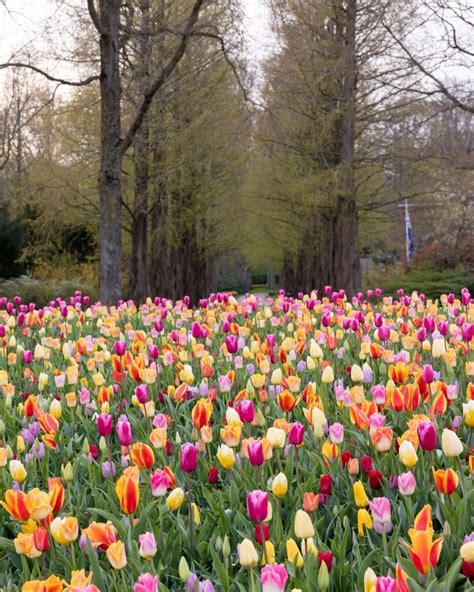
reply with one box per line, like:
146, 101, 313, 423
0, 288, 473, 592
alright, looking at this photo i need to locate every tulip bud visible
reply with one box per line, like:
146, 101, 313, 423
179, 557, 190, 582
82, 438, 90, 454
99, 436, 107, 453
318, 560, 330, 590
441, 428, 463, 457
222, 535, 231, 558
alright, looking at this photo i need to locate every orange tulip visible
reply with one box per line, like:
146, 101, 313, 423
388, 362, 410, 385
37, 412, 59, 434
303, 492, 320, 512
1, 489, 30, 521
396, 563, 410, 592
82, 521, 117, 550
130, 442, 155, 469
220, 423, 242, 447
432, 468, 458, 495
192, 398, 213, 429
370, 426, 393, 452
48, 478, 64, 515
115, 475, 139, 514
278, 390, 298, 412
21, 575, 63, 592
401, 504, 443, 575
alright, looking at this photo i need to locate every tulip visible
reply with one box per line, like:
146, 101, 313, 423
353, 481, 369, 507
288, 422, 305, 446
266, 427, 286, 448
50, 516, 79, 544
216, 444, 235, 469
417, 422, 437, 451
463, 400, 474, 427
14, 533, 41, 559
33, 527, 50, 552
441, 428, 463, 457
166, 487, 185, 511
131, 442, 155, 469
364, 568, 377, 592
150, 467, 175, 497
369, 469, 383, 489
261, 563, 288, 592
239, 538, 258, 567
97, 413, 113, 437
376, 577, 396, 592
361, 455, 373, 473
247, 490, 268, 522
321, 366, 334, 384
351, 364, 364, 382
432, 468, 458, 494
106, 540, 127, 569
294, 510, 314, 539
460, 535, 474, 580
82, 521, 117, 551
25, 488, 51, 521
286, 538, 304, 567
181, 443, 198, 473
319, 551, 333, 571
432, 338, 446, 358
401, 506, 443, 575
248, 440, 265, 466
399, 441, 418, 468
9, 459, 27, 483
115, 475, 139, 514
398, 472, 416, 495
328, 423, 344, 444
139, 532, 157, 559
134, 573, 159, 592
319, 474, 332, 495
116, 416, 133, 446
237, 400, 255, 423
369, 497, 392, 534
48, 477, 64, 514
271, 473, 288, 497
358, 509, 373, 536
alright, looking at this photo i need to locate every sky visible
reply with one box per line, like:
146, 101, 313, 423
0, 0, 274, 85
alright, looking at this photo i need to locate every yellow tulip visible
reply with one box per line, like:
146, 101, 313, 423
399, 440, 418, 468
357, 509, 373, 536
166, 487, 185, 511
463, 400, 474, 428
364, 567, 377, 592
294, 510, 314, 539
239, 538, 258, 567
9, 459, 27, 483
441, 428, 464, 457
321, 366, 334, 384
216, 444, 235, 469
271, 473, 288, 497
261, 540, 275, 565
351, 364, 364, 382
432, 338, 446, 359
353, 481, 369, 507
106, 540, 127, 569
25, 488, 51, 521
286, 538, 304, 567
50, 516, 79, 544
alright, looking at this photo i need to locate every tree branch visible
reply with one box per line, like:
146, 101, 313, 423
0, 62, 100, 87
87, 0, 106, 36
119, 0, 207, 156
382, 21, 474, 114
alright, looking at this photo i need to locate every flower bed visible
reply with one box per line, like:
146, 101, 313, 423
0, 288, 473, 591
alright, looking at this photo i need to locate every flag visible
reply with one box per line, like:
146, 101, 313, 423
405, 200, 415, 263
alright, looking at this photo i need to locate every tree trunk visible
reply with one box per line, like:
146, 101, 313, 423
130, 0, 152, 303
98, 0, 122, 303
334, 0, 361, 293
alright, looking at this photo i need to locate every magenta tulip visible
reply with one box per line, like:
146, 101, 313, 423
181, 443, 198, 473
247, 490, 268, 522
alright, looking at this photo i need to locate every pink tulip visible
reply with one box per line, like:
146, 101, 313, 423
116, 416, 133, 446
371, 385, 386, 405
397, 471, 416, 496
97, 413, 113, 437
261, 563, 288, 592
192, 322, 202, 338
139, 532, 157, 559
114, 341, 126, 356
134, 573, 159, 592
369, 497, 392, 534
328, 423, 344, 444
181, 443, 198, 473
288, 422, 305, 446
225, 335, 238, 354
237, 400, 255, 424
376, 577, 397, 592
248, 440, 265, 466
22, 350, 32, 364
417, 422, 437, 451
150, 469, 172, 497
247, 490, 268, 522
135, 384, 149, 404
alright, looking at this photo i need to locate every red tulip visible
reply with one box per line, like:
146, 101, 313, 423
319, 474, 332, 495
319, 551, 334, 571
369, 470, 383, 489
361, 455, 373, 474
254, 523, 270, 544
208, 467, 218, 484
33, 527, 50, 552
